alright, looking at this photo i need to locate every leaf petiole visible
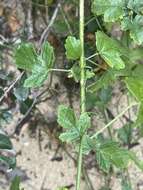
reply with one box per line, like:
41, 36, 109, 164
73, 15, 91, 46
91, 102, 139, 139
49, 68, 71, 72
86, 53, 99, 60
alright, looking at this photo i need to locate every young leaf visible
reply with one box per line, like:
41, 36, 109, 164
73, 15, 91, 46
59, 128, 80, 143
92, 0, 124, 22
70, 64, 81, 82
15, 43, 38, 71
85, 70, 95, 80
58, 105, 77, 129
81, 135, 93, 154
96, 31, 125, 70
77, 112, 91, 134
65, 36, 81, 60
41, 42, 55, 69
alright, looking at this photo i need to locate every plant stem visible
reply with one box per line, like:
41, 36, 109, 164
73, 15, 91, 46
79, 0, 85, 114
91, 102, 139, 139
76, 0, 85, 189
76, 137, 83, 190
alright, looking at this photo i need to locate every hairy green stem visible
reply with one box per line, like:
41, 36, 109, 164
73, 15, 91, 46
76, 137, 84, 190
76, 0, 85, 190
79, 0, 85, 114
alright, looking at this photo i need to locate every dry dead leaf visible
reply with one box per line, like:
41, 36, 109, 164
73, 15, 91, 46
8, 10, 20, 33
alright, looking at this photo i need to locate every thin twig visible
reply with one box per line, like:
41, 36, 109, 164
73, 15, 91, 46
82, 166, 94, 190
14, 74, 53, 135
38, 1, 61, 50
60, 5, 73, 35
0, 72, 24, 104
26, 0, 34, 39
14, 97, 37, 135
0, 34, 8, 43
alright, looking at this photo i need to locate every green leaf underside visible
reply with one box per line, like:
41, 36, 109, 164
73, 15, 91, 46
0, 155, 16, 169
58, 105, 76, 129
0, 133, 12, 150
65, 36, 81, 60
59, 128, 80, 142
96, 31, 125, 70
77, 112, 91, 134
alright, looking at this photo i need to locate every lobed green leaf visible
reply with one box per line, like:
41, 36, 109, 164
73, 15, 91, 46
125, 77, 143, 102
15, 43, 38, 71
91, 0, 124, 22
96, 31, 125, 70
57, 105, 77, 129
65, 36, 81, 60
